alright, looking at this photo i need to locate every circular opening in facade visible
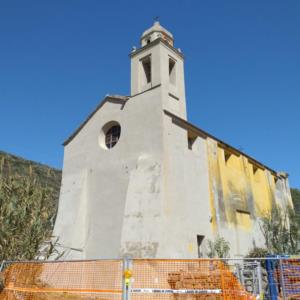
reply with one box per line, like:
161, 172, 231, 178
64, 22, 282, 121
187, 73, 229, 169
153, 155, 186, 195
99, 121, 121, 150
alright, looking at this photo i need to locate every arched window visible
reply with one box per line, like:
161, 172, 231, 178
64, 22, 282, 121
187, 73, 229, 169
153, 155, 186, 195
105, 124, 121, 149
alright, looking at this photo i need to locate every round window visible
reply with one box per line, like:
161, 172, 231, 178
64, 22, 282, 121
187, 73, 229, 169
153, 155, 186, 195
99, 121, 121, 150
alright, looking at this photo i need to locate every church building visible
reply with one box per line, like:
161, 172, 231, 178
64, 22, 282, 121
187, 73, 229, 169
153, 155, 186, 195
53, 22, 293, 259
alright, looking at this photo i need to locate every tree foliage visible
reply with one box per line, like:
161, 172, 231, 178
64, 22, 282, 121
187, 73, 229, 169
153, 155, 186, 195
246, 247, 269, 258
259, 204, 299, 255
0, 151, 61, 192
291, 188, 300, 212
207, 236, 230, 258
0, 157, 59, 261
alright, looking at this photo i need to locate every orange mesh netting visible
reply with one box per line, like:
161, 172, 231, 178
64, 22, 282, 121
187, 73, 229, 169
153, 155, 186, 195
0, 259, 256, 300
0, 260, 123, 300
130, 259, 255, 300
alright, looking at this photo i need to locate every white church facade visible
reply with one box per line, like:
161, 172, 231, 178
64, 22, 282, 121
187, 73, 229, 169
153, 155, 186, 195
53, 22, 292, 259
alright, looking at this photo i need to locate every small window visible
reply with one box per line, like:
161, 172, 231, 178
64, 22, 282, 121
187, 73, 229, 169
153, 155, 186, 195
105, 125, 121, 149
236, 210, 251, 229
197, 235, 205, 258
169, 58, 176, 85
141, 56, 151, 85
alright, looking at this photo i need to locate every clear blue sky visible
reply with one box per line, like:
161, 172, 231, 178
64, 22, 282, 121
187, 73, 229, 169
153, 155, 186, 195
0, 0, 299, 188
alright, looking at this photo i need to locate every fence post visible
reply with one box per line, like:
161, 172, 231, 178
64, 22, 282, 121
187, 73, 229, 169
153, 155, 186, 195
0, 261, 5, 272
279, 259, 287, 300
256, 260, 263, 299
266, 257, 278, 300
122, 257, 132, 300
219, 260, 227, 300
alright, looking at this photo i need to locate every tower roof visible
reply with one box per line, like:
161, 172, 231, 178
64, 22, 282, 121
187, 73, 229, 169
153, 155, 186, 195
140, 21, 174, 47
141, 21, 173, 39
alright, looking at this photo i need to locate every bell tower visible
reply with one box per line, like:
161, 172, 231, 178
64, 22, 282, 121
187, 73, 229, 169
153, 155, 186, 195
130, 21, 187, 119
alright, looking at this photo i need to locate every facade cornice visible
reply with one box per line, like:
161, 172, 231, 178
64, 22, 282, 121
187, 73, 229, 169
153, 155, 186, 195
163, 109, 287, 179
129, 38, 184, 59
130, 84, 161, 98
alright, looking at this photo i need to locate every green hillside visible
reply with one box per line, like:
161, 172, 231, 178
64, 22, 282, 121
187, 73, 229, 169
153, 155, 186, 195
0, 151, 62, 261
291, 188, 300, 213
0, 151, 61, 193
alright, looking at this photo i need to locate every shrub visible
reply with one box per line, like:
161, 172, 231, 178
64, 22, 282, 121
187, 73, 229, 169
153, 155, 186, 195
0, 172, 58, 260
259, 204, 299, 255
206, 236, 230, 258
246, 247, 268, 258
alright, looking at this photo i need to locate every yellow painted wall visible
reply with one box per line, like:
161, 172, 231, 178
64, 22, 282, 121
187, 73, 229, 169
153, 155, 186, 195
206, 138, 288, 233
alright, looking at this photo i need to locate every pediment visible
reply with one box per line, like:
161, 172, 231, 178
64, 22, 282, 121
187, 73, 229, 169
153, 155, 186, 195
63, 95, 129, 146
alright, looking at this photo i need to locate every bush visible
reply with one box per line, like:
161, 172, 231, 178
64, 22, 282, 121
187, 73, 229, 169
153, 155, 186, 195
206, 236, 230, 258
246, 247, 269, 258
259, 204, 299, 255
291, 188, 300, 213
0, 173, 58, 260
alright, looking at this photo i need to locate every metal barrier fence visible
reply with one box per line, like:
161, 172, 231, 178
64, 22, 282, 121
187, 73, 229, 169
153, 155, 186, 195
0, 258, 299, 300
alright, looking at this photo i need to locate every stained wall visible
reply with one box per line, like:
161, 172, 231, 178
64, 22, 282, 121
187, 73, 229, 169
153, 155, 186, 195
206, 137, 292, 256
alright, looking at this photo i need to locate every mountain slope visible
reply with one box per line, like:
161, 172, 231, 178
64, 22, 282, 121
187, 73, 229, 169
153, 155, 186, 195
291, 188, 300, 213
0, 150, 62, 260
0, 151, 61, 193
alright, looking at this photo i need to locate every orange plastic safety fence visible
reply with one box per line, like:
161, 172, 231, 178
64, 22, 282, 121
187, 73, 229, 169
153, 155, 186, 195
0, 259, 260, 300
0, 260, 123, 300
130, 259, 255, 300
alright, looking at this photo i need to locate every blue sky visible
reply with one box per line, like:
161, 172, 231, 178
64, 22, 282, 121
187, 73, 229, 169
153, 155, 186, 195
0, 0, 299, 188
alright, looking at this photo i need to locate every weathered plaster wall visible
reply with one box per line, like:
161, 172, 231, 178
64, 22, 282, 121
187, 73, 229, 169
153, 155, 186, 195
54, 93, 292, 259
53, 86, 165, 259
206, 138, 293, 256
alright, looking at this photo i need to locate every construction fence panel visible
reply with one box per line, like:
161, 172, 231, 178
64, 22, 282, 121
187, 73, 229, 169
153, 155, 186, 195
280, 259, 300, 299
1, 258, 300, 300
0, 259, 123, 300
129, 259, 256, 300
